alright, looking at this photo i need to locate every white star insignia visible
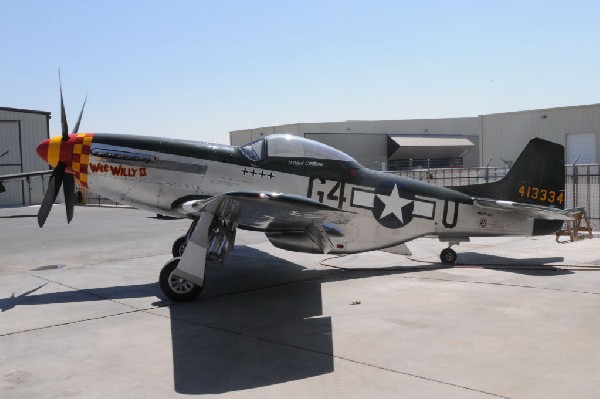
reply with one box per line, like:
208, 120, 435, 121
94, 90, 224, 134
377, 184, 413, 223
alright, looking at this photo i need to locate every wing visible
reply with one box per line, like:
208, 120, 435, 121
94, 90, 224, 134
176, 191, 356, 230
174, 191, 357, 254
474, 198, 575, 221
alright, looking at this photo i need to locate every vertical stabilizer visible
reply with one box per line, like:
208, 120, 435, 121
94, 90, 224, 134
457, 138, 565, 209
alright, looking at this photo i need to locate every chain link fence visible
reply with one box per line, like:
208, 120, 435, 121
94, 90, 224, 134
565, 164, 599, 229
76, 187, 121, 207
394, 166, 510, 187
390, 164, 599, 230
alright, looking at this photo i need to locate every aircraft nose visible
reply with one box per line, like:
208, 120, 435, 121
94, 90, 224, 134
36, 138, 50, 164
35, 135, 76, 168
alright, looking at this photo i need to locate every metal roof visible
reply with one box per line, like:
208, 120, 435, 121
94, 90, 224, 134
387, 135, 474, 160
0, 107, 51, 117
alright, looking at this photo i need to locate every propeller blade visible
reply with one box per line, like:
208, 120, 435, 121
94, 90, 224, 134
71, 95, 87, 134
59, 70, 69, 141
38, 163, 66, 228
63, 173, 76, 223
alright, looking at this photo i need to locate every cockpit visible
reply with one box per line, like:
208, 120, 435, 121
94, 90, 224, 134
240, 134, 359, 164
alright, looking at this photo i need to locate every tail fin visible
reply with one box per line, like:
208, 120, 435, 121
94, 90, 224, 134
457, 138, 565, 209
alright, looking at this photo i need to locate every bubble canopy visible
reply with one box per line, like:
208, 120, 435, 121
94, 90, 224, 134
240, 134, 359, 164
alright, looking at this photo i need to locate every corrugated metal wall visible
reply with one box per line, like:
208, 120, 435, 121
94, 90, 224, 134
0, 108, 50, 206
231, 106, 600, 170
481, 104, 600, 167
229, 124, 301, 146
305, 133, 388, 169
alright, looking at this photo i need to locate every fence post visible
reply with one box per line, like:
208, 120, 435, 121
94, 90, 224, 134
572, 156, 579, 209
485, 159, 492, 183
572, 166, 578, 208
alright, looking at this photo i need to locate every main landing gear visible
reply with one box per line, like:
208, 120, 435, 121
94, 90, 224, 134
160, 215, 236, 301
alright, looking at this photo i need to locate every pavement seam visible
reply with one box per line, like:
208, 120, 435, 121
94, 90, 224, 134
397, 275, 600, 296
0, 308, 146, 337
0, 273, 169, 337
318, 262, 600, 296
27, 273, 147, 310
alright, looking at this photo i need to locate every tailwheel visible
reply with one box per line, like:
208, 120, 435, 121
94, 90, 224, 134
159, 258, 203, 301
172, 236, 187, 258
440, 248, 457, 264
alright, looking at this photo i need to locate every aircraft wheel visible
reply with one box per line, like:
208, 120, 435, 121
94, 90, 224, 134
440, 248, 457, 264
159, 258, 203, 301
172, 236, 187, 258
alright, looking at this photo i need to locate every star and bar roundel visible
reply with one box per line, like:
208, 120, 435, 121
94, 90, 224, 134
350, 181, 436, 229
372, 181, 415, 229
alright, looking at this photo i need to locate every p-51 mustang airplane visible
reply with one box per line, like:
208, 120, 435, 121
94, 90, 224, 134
34, 94, 573, 301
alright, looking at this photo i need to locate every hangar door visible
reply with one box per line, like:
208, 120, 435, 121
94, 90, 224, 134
567, 133, 597, 164
0, 121, 23, 206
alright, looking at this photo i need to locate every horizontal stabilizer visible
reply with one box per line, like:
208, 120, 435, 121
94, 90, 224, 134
474, 199, 575, 221
381, 244, 412, 256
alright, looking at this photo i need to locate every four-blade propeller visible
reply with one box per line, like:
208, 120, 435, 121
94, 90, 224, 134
37, 73, 86, 228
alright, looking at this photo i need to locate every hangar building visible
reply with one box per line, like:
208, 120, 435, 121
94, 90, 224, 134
230, 103, 600, 170
0, 107, 51, 206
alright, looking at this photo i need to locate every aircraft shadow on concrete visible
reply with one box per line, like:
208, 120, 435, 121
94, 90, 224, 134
167, 250, 334, 394
0, 282, 158, 312
0, 245, 572, 394
0, 214, 38, 219
1, 246, 343, 394
455, 252, 571, 276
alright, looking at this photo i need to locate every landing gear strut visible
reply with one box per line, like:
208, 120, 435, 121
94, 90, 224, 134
440, 247, 457, 264
171, 218, 199, 258
161, 214, 236, 301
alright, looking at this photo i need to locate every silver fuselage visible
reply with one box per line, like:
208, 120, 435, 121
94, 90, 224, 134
82, 134, 536, 254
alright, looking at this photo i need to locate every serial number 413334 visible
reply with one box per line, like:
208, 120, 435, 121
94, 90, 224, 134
518, 185, 564, 204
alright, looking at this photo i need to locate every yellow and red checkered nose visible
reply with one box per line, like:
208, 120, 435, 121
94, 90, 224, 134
36, 133, 94, 187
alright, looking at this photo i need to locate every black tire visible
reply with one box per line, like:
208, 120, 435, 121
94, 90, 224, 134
172, 236, 187, 258
159, 258, 203, 301
440, 248, 457, 264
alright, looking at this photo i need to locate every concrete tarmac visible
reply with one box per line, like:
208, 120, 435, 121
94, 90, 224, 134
1, 205, 599, 398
